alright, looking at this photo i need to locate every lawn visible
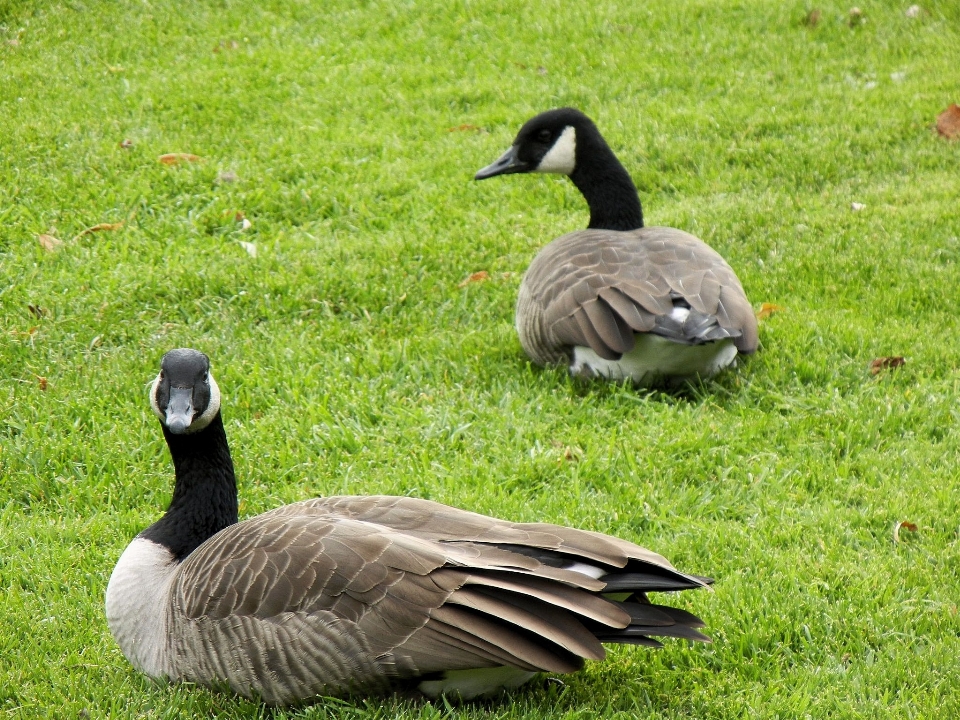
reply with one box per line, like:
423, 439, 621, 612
2, 0, 960, 717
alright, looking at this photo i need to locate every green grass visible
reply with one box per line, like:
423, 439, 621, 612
2, 0, 960, 717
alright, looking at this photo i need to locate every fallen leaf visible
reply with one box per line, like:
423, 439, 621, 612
551, 440, 582, 463
756, 302, 784, 321
870, 356, 905, 375
239, 241, 258, 258
851, 202, 866, 211
447, 124, 481, 132
72, 222, 123, 242
458, 270, 490, 288
37, 234, 62, 252
803, 8, 821, 26
37, 376, 48, 391
905, 5, 922, 18
848, 7, 865, 26
217, 170, 239, 183
893, 520, 918, 543
27, 304, 48, 319
8, 38, 20, 47
935, 104, 960, 140
119, 139, 134, 149
233, 211, 246, 222
158, 152, 201, 165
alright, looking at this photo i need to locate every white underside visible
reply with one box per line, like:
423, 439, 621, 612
418, 666, 538, 699
571, 335, 738, 386
105, 538, 178, 678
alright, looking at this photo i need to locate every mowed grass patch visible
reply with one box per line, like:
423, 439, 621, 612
2, 0, 960, 718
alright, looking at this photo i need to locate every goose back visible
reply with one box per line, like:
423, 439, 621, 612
517, 226, 758, 372
163, 495, 709, 704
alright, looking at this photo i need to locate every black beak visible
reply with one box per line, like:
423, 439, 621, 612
165, 386, 194, 434
475, 144, 528, 180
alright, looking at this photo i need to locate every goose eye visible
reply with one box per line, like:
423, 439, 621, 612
537, 129, 552, 143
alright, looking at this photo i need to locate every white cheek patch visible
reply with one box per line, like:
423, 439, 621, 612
187, 374, 221, 433
148, 372, 221, 432
149, 373, 164, 423
535, 125, 576, 174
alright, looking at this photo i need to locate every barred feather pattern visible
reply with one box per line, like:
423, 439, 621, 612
151, 495, 710, 704
516, 226, 758, 371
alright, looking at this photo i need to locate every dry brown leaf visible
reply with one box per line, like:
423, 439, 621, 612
870, 356, 905, 375
158, 153, 201, 165
38, 234, 63, 252
935, 104, 960, 140
458, 270, 490, 288
119, 139, 134, 149
756, 302, 784, 321
803, 8, 822, 26
550, 440, 582, 463
37, 376, 48, 391
72, 222, 123, 242
447, 124, 482, 132
893, 520, 918, 543
27, 304, 47, 319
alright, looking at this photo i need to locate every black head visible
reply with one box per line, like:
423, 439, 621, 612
475, 108, 597, 180
150, 348, 221, 435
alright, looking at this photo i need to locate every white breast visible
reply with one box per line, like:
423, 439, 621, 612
105, 538, 179, 678
571, 335, 738, 386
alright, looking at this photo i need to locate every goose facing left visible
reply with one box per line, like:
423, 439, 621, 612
106, 348, 712, 705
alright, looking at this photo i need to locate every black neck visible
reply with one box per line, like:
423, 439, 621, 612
569, 132, 644, 231
139, 412, 239, 561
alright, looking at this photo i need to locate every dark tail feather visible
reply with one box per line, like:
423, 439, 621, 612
602, 572, 713, 593
594, 602, 711, 645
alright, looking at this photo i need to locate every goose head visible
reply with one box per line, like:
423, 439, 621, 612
474, 107, 597, 180
474, 108, 643, 231
149, 348, 221, 435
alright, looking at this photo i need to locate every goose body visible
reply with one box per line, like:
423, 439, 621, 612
106, 349, 712, 705
476, 108, 758, 386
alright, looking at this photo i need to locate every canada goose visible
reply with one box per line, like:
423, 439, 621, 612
106, 348, 712, 705
475, 108, 758, 386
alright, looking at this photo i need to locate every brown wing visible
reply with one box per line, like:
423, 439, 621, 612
169, 496, 707, 704
518, 227, 758, 363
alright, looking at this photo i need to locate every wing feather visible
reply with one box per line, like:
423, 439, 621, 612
166, 495, 708, 703
517, 227, 758, 365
